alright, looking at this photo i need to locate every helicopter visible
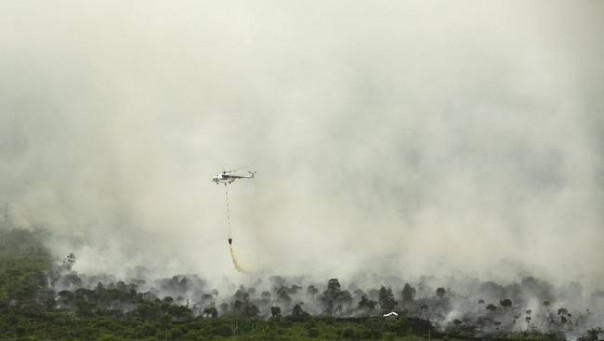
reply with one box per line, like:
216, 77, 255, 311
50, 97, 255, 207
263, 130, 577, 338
212, 169, 256, 185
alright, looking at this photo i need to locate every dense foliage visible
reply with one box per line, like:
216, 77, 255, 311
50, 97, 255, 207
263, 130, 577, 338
0, 228, 601, 340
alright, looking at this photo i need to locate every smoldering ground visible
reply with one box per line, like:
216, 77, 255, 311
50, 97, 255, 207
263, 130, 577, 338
50, 267, 604, 337
1, 0, 604, 299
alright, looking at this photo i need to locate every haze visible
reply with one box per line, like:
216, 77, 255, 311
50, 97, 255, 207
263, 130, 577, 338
1, 1, 603, 289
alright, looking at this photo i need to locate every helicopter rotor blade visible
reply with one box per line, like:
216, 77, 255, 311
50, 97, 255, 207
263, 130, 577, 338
223, 166, 249, 174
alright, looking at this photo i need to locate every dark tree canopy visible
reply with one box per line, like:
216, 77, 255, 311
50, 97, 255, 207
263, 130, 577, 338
0, 228, 599, 341
436, 287, 446, 299
402, 283, 416, 303
378, 286, 396, 311
358, 294, 376, 311
291, 303, 310, 321
327, 279, 341, 292
270, 306, 281, 318
500, 298, 512, 308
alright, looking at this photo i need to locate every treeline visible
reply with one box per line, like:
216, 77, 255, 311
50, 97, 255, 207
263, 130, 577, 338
0, 312, 443, 341
0, 228, 602, 340
0, 229, 444, 340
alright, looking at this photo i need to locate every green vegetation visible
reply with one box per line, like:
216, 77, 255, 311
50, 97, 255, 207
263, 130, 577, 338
0, 228, 595, 340
0, 229, 54, 313
0, 314, 458, 341
0, 228, 446, 340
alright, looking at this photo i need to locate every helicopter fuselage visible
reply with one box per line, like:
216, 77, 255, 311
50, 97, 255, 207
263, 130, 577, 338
212, 171, 255, 184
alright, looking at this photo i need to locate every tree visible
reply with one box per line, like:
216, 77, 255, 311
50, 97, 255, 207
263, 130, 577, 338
276, 287, 292, 304
307, 328, 320, 338
289, 285, 301, 295
291, 303, 309, 321
307, 285, 319, 296
585, 327, 603, 341
166, 305, 193, 321
337, 290, 353, 306
499, 298, 512, 308
321, 278, 351, 315
234, 287, 250, 302
358, 295, 376, 311
378, 286, 396, 311
402, 283, 416, 303
63, 253, 76, 269
242, 302, 259, 318
327, 279, 341, 292
233, 300, 243, 312
203, 307, 218, 318
260, 291, 271, 300
436, 287, 446, 299
342, 328, 356, 340
271, 306, 281, 318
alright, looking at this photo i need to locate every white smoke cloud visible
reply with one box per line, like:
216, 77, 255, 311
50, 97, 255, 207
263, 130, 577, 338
1, 1, 603, 288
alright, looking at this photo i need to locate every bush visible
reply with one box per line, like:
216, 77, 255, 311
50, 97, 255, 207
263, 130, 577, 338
343, 327, 356, 340
211, 324, 233, 337
307, 327, 320, 338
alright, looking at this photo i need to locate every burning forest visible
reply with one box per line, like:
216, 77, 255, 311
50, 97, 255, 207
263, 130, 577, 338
1, 1, 604, 340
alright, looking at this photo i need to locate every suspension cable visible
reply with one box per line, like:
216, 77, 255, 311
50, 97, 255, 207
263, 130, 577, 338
223, 184, 232, 243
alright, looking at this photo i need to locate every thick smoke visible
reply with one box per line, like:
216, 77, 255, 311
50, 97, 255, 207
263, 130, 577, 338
1, 1, 604, 290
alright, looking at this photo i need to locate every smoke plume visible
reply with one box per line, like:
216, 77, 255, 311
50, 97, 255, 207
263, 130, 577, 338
1, 1, 604, 290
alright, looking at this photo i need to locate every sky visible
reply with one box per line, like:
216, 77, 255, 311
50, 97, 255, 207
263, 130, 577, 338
1, 1, 603, 289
